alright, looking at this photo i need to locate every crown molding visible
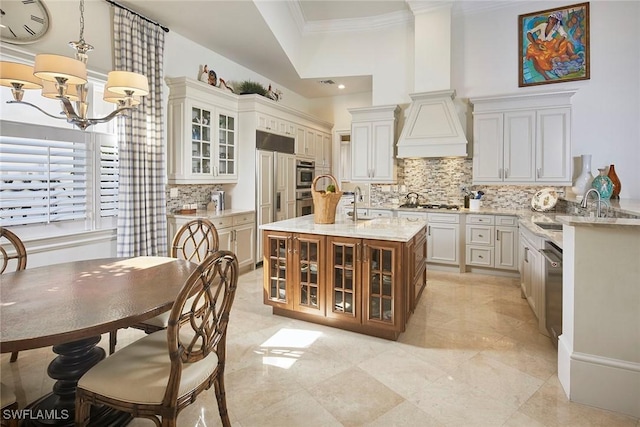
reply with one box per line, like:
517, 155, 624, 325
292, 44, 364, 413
302, 9, 414, 35
286, 0, 307, 35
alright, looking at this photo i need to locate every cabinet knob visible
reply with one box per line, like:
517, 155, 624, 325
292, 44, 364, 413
478, 255, 484, 259
478, 234, 483, 238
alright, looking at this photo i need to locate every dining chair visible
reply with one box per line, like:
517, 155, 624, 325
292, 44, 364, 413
108, 218, 220, 354
0, 227, 27, 363
1, 382, 19, 427
76, 250, 239, 427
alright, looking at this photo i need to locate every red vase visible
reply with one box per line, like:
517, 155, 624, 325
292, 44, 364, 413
608, 164, 621, 198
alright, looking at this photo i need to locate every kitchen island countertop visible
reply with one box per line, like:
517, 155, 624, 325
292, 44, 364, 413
259, 215, 426, 242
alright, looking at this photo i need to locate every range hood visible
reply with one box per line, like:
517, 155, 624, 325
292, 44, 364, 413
396, 90, 468, 158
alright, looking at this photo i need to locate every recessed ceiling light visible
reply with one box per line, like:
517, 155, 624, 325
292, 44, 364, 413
338, 84, 345, 90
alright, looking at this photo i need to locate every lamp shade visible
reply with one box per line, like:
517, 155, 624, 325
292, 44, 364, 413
41, 80, 80, 101
0, 62, 43, 89
103, 88, 141, 106
106, 71, 149, 96
34, 54, 87, 85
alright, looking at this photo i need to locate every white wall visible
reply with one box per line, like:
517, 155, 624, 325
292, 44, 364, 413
454, 1, 640, 199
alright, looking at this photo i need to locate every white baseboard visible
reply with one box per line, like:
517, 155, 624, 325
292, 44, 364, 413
561, 344, 640, 418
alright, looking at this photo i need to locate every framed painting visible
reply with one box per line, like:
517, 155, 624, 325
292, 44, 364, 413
519, 2, 590, 87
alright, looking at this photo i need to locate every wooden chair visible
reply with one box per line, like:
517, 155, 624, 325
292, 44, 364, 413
1, 382, 19, 427
76, 251, 238, 427
109, 219, 219, 354
0, 227, 27, 363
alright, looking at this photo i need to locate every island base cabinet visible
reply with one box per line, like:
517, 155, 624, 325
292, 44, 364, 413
264, 229, 425, 341
263, 231, 326, 316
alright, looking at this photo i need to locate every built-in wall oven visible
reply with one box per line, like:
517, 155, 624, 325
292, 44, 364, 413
541, 241, 563, 347
296, 160, 315, 189
296, 189, 313, 217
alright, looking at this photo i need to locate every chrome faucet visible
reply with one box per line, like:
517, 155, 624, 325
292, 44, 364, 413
581, 188, 603, 217
353, 186, 362, 221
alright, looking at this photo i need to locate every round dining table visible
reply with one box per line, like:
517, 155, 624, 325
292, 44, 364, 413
0, 256, 199, 426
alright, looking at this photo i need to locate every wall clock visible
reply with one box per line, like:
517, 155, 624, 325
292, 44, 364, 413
0, 0, 51, 44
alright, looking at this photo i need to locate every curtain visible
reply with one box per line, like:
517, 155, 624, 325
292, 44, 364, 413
113, 7, 167, 257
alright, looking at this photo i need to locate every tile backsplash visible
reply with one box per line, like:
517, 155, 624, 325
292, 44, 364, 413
370, 158, 565, 210
166, 184, 226, 213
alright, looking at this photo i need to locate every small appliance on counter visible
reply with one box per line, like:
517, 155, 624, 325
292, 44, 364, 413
208, 190, 226, 212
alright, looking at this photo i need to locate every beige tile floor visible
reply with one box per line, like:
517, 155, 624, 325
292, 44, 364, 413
2, 268, 638, 427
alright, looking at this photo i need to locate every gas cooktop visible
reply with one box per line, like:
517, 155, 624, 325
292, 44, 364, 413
399, 203, 460, 211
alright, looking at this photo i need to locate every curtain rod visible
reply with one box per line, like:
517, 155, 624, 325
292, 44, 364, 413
105, 0, 170, 33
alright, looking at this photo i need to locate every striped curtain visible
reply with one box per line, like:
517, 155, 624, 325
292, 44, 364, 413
112, 7, 167, 256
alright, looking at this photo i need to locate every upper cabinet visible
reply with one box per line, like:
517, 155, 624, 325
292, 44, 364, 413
470, 90, 576, 185
349, 105, 400, 183
166, 77, 239, 184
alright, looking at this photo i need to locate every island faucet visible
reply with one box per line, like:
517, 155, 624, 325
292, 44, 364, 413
353, 186, 362, 221
581, 188, 603, 218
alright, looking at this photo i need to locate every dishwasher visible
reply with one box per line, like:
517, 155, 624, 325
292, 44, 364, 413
540, 241, 563, 347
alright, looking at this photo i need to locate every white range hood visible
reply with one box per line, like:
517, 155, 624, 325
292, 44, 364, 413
396, 90, 468, 158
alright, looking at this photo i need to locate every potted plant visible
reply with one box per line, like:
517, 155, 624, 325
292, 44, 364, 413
236, 80, 268, 96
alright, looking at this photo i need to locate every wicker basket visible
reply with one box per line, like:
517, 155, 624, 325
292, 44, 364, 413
311, 174, 343, 224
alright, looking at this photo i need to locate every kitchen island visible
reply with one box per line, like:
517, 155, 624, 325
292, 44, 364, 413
260, 215, 427, 340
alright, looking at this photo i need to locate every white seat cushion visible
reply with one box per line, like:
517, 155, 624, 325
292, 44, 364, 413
78, 330, 218, 404
1, 382, 16, 408
139, 295, 200, 329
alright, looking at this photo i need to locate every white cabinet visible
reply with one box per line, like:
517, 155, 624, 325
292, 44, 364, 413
166, 77, 239, 184
276, 153, 296, 222
518, 225, 545, 334
470, 91, 575, 185
168, 212, 255, 272
257, 112, 296, 138
465, 215, 518, 271
427, 213, 460, 266
315, 132, 332, 169
397, 212, 460, 267
349, 105, 399, 183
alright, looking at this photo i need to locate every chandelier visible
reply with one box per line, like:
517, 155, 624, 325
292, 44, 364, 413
0, 0, 148, 130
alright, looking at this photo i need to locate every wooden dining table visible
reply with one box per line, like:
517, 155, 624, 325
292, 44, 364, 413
0, 256, 199, 427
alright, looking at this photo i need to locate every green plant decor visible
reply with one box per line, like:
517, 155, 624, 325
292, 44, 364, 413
237, 80, 268, 96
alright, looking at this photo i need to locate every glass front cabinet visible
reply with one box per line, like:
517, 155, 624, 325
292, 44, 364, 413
263, 231, 325, 316
167, 77, 238, 184
326, 237, 406, 337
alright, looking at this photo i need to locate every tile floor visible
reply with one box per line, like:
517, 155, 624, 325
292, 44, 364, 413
2, 268, 638, 427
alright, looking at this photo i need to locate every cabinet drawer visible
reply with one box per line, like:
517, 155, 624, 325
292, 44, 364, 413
495, 215, 517, 227
210, 216, 233, 229
467, 214, 494, 225
466, 225, 493, 246
233, 212, 255, 226
466, 246, 494, 267
369, 209, 394, 217
428, 213, 459, 224
397, 211, 428, 220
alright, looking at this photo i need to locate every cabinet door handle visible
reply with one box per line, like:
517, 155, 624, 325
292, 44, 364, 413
496, 230, 500, 241
293, 236, 298, 254
537, 168, 541, 178
362, 243, 368, 263
524, 247, 529, 262
499, 168, 503, 179
504, 168, 509, 179
287, 236, 292, 254
428, 226, 431, 236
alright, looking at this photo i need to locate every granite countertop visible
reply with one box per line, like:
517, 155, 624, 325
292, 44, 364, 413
168, 208, 255, 219
259, 215, 426, 242
556, 215, 640, 228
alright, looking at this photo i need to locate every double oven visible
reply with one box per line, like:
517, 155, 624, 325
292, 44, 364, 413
296, 160, 315, 217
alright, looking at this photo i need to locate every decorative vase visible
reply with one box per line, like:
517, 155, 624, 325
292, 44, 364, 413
571, 154, 593, 200
607, 164, 621, 199
591, 168, 613, 199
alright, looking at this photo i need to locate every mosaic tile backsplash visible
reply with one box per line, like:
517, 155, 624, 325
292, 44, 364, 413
166, 184, 226, 213
370, 158, 566, 210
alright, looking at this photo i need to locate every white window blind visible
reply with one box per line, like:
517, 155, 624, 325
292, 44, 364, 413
0, 121, 118, 229
97, 133, 119, 218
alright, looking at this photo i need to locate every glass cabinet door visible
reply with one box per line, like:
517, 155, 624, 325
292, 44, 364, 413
327, 237, 360, 322
217, 113, 236, 177
365, 242, 399, 325
265, 233, 290, 307
294, 235, 323, 314
191, 106, 212, 175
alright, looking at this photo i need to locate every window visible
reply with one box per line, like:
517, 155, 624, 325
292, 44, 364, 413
0, 120, 118, 233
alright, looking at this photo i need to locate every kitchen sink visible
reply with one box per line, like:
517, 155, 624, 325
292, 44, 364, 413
349, 217, 375, 222
534, 222, 563, 231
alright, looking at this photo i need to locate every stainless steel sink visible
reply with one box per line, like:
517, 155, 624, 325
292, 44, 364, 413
534, 222, 563, 231
349, 217, 375, 222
